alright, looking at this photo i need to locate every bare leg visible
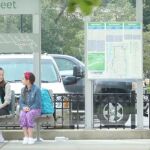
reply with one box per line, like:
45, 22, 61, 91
23, 128, 28, 137
28, 128, 33, 138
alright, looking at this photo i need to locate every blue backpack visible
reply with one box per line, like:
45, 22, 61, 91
41, 89, 54, 114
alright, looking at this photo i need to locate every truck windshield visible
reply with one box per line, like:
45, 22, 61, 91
0, 59, 59, 83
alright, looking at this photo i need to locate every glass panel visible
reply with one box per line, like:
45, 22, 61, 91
55, 58, 75, 71
0, 59, 59, 82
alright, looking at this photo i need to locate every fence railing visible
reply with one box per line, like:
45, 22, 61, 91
0, 91, 150, 130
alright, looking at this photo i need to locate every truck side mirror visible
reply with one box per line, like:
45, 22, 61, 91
73, 66, 84, 77
73, 66, 79, 77
63, 76, 77, 85
73, 66, 81, 77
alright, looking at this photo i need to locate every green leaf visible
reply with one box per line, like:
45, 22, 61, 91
67, 0, 101, 15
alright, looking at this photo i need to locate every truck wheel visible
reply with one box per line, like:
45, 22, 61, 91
97, 96, 130, 125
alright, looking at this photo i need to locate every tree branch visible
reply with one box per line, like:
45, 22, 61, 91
54, 1, 67, 24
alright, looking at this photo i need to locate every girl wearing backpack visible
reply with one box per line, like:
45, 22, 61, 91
19, 72, 41, 145
0, 67, 11, 142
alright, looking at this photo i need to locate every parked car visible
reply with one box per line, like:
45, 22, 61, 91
51, 54, 134, 125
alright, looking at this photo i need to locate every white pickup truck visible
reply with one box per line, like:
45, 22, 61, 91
0, 54, 71, 126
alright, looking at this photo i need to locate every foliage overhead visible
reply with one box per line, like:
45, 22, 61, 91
92, 0, 136, 22
67, 0, 101, 15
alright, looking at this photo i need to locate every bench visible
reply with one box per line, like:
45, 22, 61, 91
0, 89, 54, 142
35, 114, 54, 142
35, 90, 54, 142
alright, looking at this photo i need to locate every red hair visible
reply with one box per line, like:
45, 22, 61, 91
24, 72, 35, 84
24, 72, 31, 80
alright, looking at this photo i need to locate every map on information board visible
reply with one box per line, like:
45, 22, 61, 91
86, 22, 143, 80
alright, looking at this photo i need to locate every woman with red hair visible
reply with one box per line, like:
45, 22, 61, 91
19, 72, 41, 145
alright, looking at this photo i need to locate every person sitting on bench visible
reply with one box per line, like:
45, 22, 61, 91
0, 67, 11, 142
19, 72, 41, 145
0, 67, 11, 116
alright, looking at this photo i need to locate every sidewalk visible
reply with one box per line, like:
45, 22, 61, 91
0, 139, 150, 150
3, 129, 150, 140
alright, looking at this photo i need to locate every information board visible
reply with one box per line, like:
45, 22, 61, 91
86, 22, 143, 80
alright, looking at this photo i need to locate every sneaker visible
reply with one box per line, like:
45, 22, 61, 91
0, 132, 4, 143
22, 137, 28, 144
28, 138, 35, 145
0, 136, 4, 143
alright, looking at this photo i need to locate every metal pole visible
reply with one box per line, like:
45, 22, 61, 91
20, 15, 23, 33
84, 17, 93, 129
136, 81, 143, 129
136, 0, 143, 129
85, 79, 94, 129
136, 0, 143, 22
33, 0, 41, 87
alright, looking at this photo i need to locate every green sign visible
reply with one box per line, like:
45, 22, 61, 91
106, 22, 123, 29
88, 23, 105, 29
88, 53, 105, 72
124, 22, 141, 29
